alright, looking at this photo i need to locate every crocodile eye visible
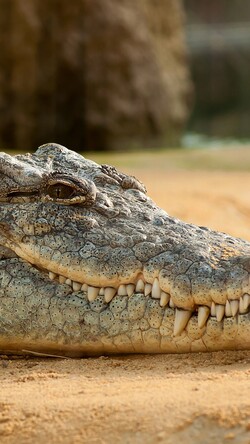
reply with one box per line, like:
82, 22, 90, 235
46, 184, 75, 199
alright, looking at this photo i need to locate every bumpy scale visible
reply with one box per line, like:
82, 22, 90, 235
0, 144, 249, 356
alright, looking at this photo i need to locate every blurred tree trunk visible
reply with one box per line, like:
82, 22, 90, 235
0, 0, 192, 151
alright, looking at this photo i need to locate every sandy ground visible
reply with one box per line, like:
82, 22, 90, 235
0, 166, 250, 443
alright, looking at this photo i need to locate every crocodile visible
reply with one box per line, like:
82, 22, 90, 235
0, 143, 249, 356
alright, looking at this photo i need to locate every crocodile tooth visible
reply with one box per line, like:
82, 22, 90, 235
144, 283, 152, 296
239, 296, 247, 314
135, 279, 144, 293
65, 278, 72, 286
169, 297, 175, 308
118, 284, 127, 296
49, 271, 57, 281
160, 291, 170, 307
73, 281, 81, 291
152, 278, 161, 299
173, 309, 192, 336
104, 287, 116, 303
211, 301, 216, 316
225, 300, 232, 317
243, 293, 250, 310
198, 306, 210, 328
81, 283, 88, 292
230, 300, 239, 317
99, 287, 104, 295
88, 286, 99, 302
216, 304, 225, 322
59, 275, 67, 284
127, 284, 135, 297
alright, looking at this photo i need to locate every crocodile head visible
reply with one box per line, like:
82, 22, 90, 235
0, 143, 249, 356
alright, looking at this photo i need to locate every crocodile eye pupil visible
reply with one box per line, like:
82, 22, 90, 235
47, 184, 75, 199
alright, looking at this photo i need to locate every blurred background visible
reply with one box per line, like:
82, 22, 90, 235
184, 0, 250, 145
0, 0, 250, 152
1, 0, 250, 239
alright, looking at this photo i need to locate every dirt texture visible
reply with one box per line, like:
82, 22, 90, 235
0, 352, 249, 444
0, 168, 249, 443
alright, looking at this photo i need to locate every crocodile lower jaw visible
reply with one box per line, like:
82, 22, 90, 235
47, 270, 250, 336
1, 247, 249, 337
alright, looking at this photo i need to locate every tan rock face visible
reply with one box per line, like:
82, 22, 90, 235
0, 0, 192, 151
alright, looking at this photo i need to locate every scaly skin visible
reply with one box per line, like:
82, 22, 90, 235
0, 143, 249, 356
